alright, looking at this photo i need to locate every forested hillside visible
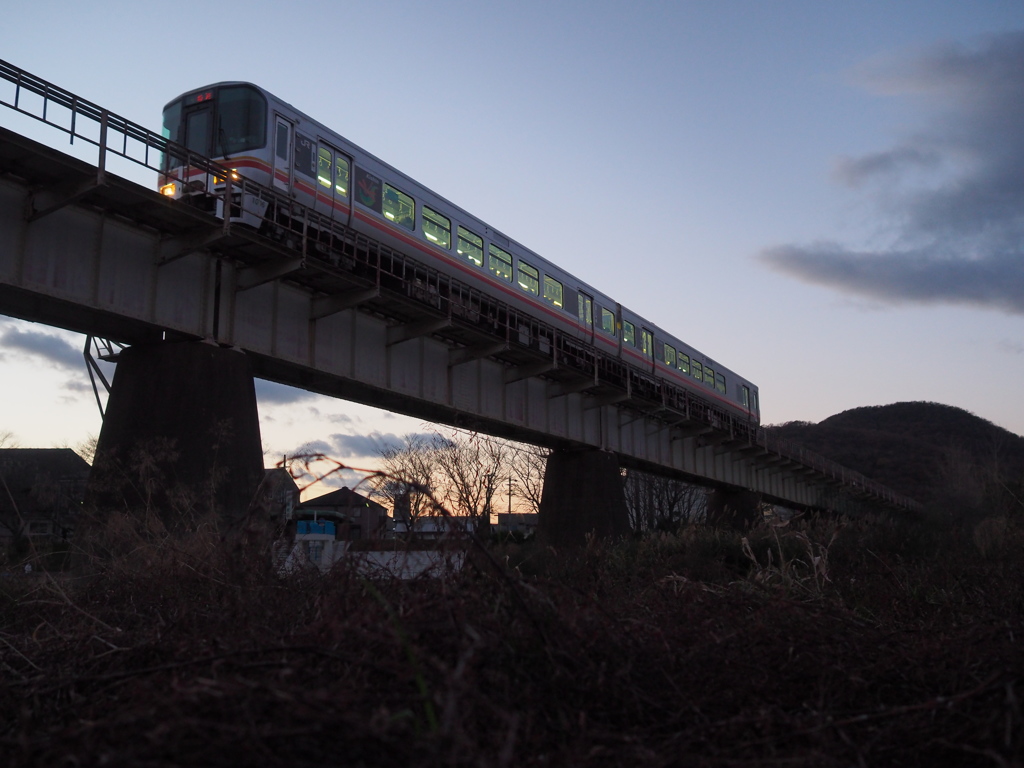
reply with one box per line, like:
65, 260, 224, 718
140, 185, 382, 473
765, 401, 1024, 511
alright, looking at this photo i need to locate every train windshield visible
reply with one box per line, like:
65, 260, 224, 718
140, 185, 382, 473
162, 85, 267, 166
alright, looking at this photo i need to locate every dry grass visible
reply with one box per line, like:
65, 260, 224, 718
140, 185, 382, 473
2, 509, 1023, 767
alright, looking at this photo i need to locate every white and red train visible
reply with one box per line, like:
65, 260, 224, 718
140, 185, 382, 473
160, 82, 760, 424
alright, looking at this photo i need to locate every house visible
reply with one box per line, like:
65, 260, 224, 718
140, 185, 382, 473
0, 448, 91, 554
278, 486, 386, 572
298, 486, 388, 541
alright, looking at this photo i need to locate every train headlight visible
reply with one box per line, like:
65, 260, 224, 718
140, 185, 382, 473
160, 183, 176, 196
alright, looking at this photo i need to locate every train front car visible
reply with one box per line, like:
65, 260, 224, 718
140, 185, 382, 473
159, 83, 272, 227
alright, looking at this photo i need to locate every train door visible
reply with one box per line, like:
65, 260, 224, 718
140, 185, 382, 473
316, 141, 353, 226
184, 106, 214, 157
578, 291, 594, 343
641, 327, 655, 371
272, 116, 293, 193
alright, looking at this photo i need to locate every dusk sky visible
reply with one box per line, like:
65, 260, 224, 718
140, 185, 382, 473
2, 1, 1023, 490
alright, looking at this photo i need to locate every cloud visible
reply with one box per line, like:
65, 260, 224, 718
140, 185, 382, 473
253, 379, 319, 405
761, 31, 1024, 315
329, 432, 408, 458
763, 242, 1024, 314
0, 324, 82, 370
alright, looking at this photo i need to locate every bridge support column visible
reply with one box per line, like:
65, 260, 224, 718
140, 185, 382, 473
86, 341, 264, 526
705, 488, 762, 530
537, 448, 631, 547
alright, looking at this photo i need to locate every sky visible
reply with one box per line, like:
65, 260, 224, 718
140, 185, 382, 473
1, 1, 1023, 493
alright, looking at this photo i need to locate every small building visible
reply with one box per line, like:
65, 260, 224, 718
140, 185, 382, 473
298, 486, 388, 541
494, 512, 538, 537
277, 486, 387, 572
393, 515, 478, 539
0, 448, 90, 558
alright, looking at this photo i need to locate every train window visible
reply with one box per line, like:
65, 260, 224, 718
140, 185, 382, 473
742, 385, 750, 408
692, 360, 702, 381
275, 122, 289, 160
458, 226, 483, 266
715, 372, 726, 394
383, 184, 415, 230
641, 329, 653, 359
543, 276, 563, 307
423, 207, 451, 249
317, 147, 332, 188
216, 85, 268, 155
294, 134, 316, 178
623, 321, 635, 346
664, 344, 676, 368
678, 354, 690, 375
354, 166, 382, 211
752, 391, 759, 412
518, 262, 539, 295
185, 109, 212, 155
600, 308, 615, 336
335, 156, 350, 196
489, 244, 513, 282
704, 366, 715, 386
578, 292, 593, 327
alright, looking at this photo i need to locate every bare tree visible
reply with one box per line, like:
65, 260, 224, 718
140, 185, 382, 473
373, 433, 446, 526
507, 441, 548, 515
433, 431, 510, 527
372, 430, 541, 532
622, 469, 705, 532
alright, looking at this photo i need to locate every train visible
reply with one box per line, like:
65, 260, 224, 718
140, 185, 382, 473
158, 82, 760, 424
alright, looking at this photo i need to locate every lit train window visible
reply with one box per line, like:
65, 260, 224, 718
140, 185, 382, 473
742, 385, 750, 408
623, 321, 635, 346
752, 391, 759, 412
704, 366, 715, 386
317, 147, 332, 188
692, 360, 702, 381
641, 329, 653, 359
579, 292, 593, 328
600, 308, 615, 336
335, 156, 349, 196
518, 262, 539, 295
543, 276, 563, 307
664, 344, 676, 367
458, 226, 483, 266
423, 206, 451, 248
715, 372, 726, 394
383, 184, 415, 230
489, 244, 513, 282
678, 354, 690, 375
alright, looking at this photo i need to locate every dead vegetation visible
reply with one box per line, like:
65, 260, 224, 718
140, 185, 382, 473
2, 507, 1024, 767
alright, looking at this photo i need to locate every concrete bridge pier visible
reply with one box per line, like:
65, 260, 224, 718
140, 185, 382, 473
86, 341, 264, 526
537, 448, 631, 547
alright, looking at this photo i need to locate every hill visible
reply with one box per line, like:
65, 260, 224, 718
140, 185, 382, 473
765, 402, 1024, 509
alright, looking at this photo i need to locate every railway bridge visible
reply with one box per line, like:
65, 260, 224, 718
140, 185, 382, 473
0, 62, 919, 542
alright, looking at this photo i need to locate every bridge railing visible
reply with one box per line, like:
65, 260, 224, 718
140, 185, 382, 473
0, 60, 920, 514
0, 59, 235, 201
